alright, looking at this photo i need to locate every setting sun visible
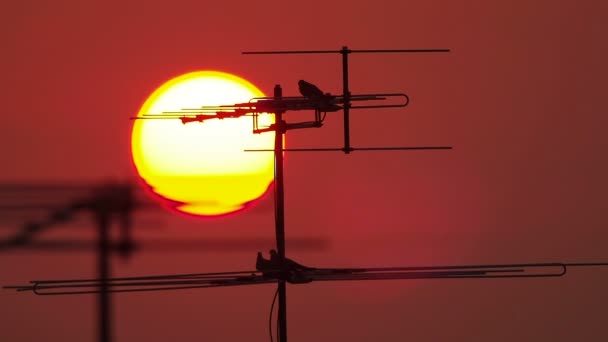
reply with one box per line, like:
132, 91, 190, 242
131, 71, 275, 217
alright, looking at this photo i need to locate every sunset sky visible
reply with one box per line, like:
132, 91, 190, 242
1, 1, 607, 341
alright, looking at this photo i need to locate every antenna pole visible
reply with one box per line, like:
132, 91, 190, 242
341, 46, 351, 154
96, 211, 112, 342
273, 84, 288, 342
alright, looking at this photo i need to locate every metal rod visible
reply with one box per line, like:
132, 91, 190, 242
97, 213, 111, 342
341, 46, 351, 154
243, 50, 340, 54
245, 146, 453, 152
347, 49, 451, 53
242, 49, 451, 54
273, 84, 288, 342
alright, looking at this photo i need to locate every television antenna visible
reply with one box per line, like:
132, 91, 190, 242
0, 181, 326, 342
6, 46, 608, 342
0, 181, 158, 342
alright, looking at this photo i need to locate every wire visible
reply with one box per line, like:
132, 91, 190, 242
320, 111, 328, 123
269, 287, 279, 342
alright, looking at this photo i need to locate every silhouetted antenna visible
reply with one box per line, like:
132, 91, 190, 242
7, 260, 608, 293
0, 181, 163, 342
244, 46, 450, 154
0, 181, 325, 342
3, 262, 579, 295
134, 46, 451, 155
134, 47, 454, 341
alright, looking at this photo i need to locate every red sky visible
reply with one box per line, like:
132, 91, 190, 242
1, 1, 607, 341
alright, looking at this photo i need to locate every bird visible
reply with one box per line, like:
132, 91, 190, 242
256, 250, 315, 284
298, 80, 328, 99
256, 249, 314, 272
297, 80, 341, 113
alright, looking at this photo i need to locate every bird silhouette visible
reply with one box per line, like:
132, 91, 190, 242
256, 250, 315, 284
256, 249, 313, 272
298, 80, 327, 99
297, 80, 341, 113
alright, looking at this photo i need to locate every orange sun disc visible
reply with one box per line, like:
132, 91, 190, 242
131, 71, 276, 217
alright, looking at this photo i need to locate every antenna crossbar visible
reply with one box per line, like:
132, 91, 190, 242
9, 262, 608, 296
245, 146, 453, 152
242, 49, 451, 54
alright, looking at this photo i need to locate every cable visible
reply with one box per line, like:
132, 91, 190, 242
269, 287, 279, 342
320, 111, 328, 123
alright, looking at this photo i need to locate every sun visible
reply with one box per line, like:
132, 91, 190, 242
131, 71, 275, 217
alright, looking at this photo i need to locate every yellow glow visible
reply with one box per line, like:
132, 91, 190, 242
131, 71, 275, 216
